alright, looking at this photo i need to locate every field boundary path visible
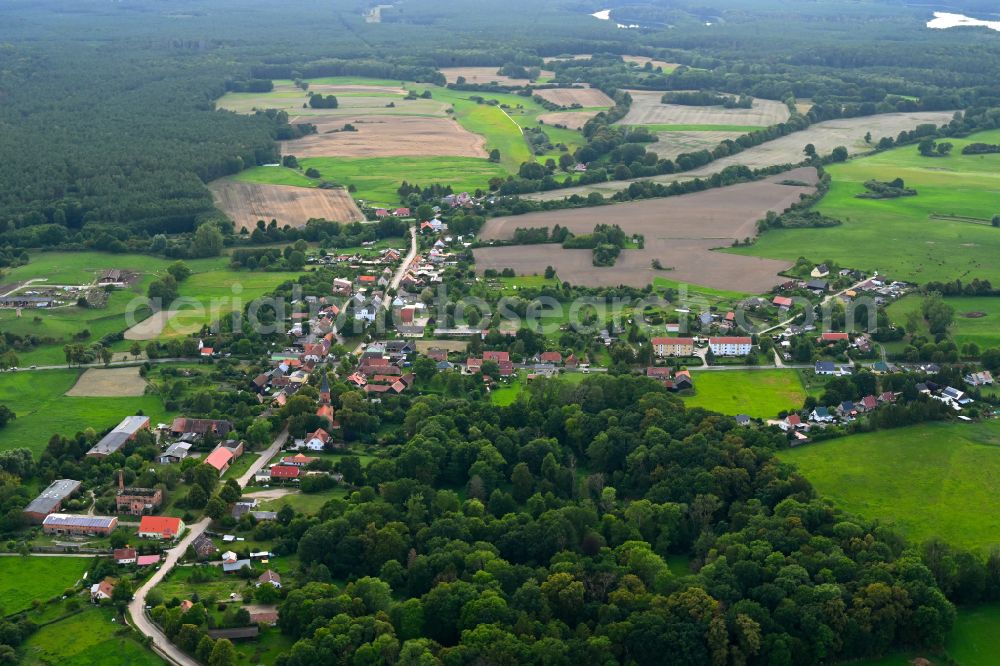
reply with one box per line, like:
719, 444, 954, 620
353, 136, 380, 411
127, 428, 288, 665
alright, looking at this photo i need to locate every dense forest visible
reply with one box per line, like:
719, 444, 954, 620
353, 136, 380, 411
252, 375, 958, 664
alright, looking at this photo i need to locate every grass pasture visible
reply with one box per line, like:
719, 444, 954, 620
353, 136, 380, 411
20, 606, 163, 666
887, 294, 1000, 350
734, 129, 1000, 284
0, 556, 91, 613
683, 369, 807, 418
779, 421, 1000, 552
0, 369, 174, 455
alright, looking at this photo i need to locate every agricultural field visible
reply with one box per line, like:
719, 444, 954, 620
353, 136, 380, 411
0, 556, 91, 613
525, 110, 958, 201
0, 368, 174, 455
620, 55, 678, 72
474, 168, 816, 291
616, 90, 790, 128
779, 421, 1000, 551
220, 76, 589, 205
209, 180, 365, 230
440, 67, 553, 85
20, 606, 163, 666
533, 86, 614, 108
682, 369, 808, 418
888, 294, 1000, 350
537, 110, 602, 130
64, 367, 148, 397
733, 128, 1000, 284
280, 115, 488, 158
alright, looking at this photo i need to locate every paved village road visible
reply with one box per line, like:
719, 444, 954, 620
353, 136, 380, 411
383, 226, 417, 310
127, 429, 288, 665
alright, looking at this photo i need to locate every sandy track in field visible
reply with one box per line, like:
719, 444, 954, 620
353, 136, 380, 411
538, 111, 602, 130
243, 488, 296, 501
124, 309, 179, 341
618, 91, 790, 127
533, 87, 614, 108
210, 180, 365, 230
281, 116, 487, 158
475, 168, 817, 291
441, 67, 554, 85
66, 367, 148, 397
525, 111, 958, 201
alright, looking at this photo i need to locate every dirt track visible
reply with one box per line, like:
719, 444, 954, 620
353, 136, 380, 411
282, 116, 487, 158
210, 180, 365, 230
475, 168, 818, 292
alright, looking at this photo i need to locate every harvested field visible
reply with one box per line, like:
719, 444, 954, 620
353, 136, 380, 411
441, 67, 553, 85
621, 55, 679, 71
210, 180, 365, 230
66, 367, 148, 397
124, 309, 177, 340
650, 129, 746, 161
533, 87, 614, 108
525, 110, 958, 201
476, 168, 817, 291
617, 90, 790, 127
281, 116, 487, 158
538, 110, 602, 130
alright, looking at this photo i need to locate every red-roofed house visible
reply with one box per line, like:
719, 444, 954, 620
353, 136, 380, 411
137, 554, 161, 566
114, 547, 137, 565
483, 351, 510, 363
539, 351, 562, 364
138, 515, 185, 540
709, 337, 753, 356
281, 454, 318, 468
394, 207, 411, 217
269, 465, 300, 481
772, 296, 793, 308
204, 447, 235, 476
820, 332, 850, 343
651, 337, 695, 357
200, 347, 214, 357
358, 275, 377, 285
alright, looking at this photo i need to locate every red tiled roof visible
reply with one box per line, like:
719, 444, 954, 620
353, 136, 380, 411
139, 515, 183, 537
483, 351, 510, 363
114, 547, 136, 561
539, 351, 562, 363
269, 465, 300, 479
821, 332, 850, 341
710, 337, 752, 344
651, 337, 695, 346
204, 447, 234, 472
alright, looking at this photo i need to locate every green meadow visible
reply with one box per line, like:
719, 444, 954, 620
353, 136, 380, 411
683, 369, 807, 418
229, 77, 591, 204
887, 294, 1000, 350
0, 251, 292, 363
856, 603, 1000, 666
0, 369, 175, 455
20, 606, 163, 666
779, 421, 1000, 552
731, 129, 1000, 284
0, 556, 91, 613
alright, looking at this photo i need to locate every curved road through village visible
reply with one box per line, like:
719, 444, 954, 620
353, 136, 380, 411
127, 429, 287, 665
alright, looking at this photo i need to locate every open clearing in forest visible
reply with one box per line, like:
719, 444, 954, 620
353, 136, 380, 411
281, 115, 488, 158
440, 67, 553, 85
210, 179, 365, 229
617, 90, 790, 127
533, 87, 614, 108
621, 55, 679, 71
66, 367, 147, 397
475, 168, 816, 291
779, 420, 1000, 552
538, 110, 602, 129
525, 110, 958, 201
731, 127, 1000, 284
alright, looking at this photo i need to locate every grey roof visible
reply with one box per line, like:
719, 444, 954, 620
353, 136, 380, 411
88, 416, 149, 456
24, 479, 81, 516
42, 513, 116, 529
161, 442, 192, 459
251, 511, 278, 522
815, 361, 835, 372
222, 559, 252, 573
